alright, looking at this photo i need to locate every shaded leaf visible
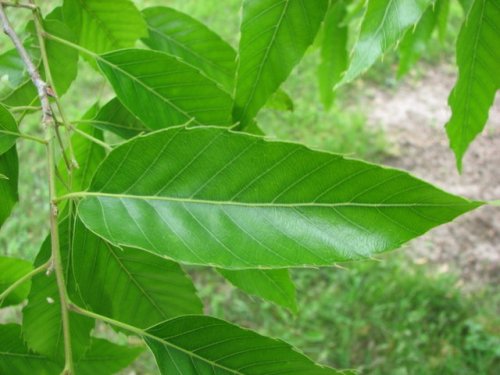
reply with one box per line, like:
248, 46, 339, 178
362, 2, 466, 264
318, 0, 349, 109
62, 0, 147, 54
83, 97, 148, 139
445, 0, 500, 171
77, 127, 480, 269
218, 268, 297, 312
146, 315, 349, 374
398, 5, 437, 77
72, 219, 203, 329
339, 0, 433, 86
23, 220, 94, 362
75, 338, 142, 375
43, 19, 79, 96
0, 146, 18, 228
264, 89, 294, 112
233, 0, 329, 129
97, 49, 233, 129
142, 6, 236, 93
0, 324, 61, 375
0, 103, 18, 155
0, 256, 32, 307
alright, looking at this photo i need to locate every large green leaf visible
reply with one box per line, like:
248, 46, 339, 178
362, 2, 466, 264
142, 6, 236, 93
0, 256, 32, 307
23, 220, 94, 362
97, 49, 233, 129
339, 0, 433, 86
77, 127, 480, 269
82, 97, 148, 139
318, 0, 349, 109
0, 104, 18, 155
445, 0, 500, 171
62, 0, 147, 54
218, 268, 297, 312
0, 324, 140, 375
233, 0, 329, 129
0, 146, 18, 228
145, 315, 349, 374
72, 219, 203, 329
0, 324, 61, 375
74, 338, 142, 375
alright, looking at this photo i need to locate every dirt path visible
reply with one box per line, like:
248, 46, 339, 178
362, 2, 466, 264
362, 66, 500, 288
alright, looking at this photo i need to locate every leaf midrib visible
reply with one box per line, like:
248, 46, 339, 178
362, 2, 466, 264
75, 191, 475, 209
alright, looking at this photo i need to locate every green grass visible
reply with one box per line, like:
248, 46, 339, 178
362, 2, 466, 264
193, 255, 500, 375
1, 1, 498, 374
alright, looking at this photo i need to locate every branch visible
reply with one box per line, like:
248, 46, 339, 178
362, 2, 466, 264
0, 4, 75, 374
0, 4, 52, 126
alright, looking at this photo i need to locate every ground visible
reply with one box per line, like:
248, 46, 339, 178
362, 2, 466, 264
363, 66, 500, 288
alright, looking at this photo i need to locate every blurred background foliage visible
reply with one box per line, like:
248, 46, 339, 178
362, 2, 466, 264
0, 0, 498, 374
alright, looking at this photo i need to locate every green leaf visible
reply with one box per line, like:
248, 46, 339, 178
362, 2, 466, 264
97, 49, 233, 129
445, 0, 500, 171
0, 104, 18, 155
436, 0, 450, 43
145, 315, 349, 374
23, 220, 94, 361
0, 47, 37, 108
264, 89, 294, 112
398, 5, 437, 77
44, 19, 79, 96
72, 219, 203, 329
0, 146, 18, 228
0, 325, 139, 375
339, 0, 433, 86
0, 256, 32, 307
233, 0, 329, 129
0, 324, 61, 375
218, 268, 297, 312
74, 338, 142, 375
62, 0, 147, 54
318, 0, 349, 109
77, 127, 480, 269
83, 97, 148, 139
142, 6, 236, 93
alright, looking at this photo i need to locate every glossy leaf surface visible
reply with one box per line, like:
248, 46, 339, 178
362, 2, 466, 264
233, 0, 328, 128
0, 256, 32, 307
0, 104, 18, 155
78, 127, 480, 269
62, 0, 147, 54
0, 146, 18, 228
340, 0, 433, 85
142, 6, 236, 93
445, 0, 500, 171
218, 268, 297, 312
97, 49, 233, 129
72, 219, 203, 329
146, 315, 348, 374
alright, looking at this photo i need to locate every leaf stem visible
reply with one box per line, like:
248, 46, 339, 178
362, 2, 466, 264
71, 126, 113, 151
0, 129, 47, 144
0, 260, 50, 304
43, 31, 99, 59
0, 1, 36, 10
0, 4, 75, 374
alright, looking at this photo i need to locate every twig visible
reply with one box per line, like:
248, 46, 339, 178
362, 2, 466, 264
0, 4, 75, 374
0, 1, 36, 10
